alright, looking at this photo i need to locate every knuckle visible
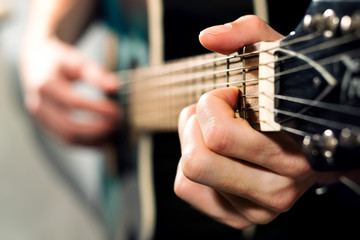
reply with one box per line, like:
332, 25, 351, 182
238, 15, 267, 32
197, 93, 231, 153
279, 153, 313, 179
249, 15, 266, 29
202, 118, 228, 153
266, 189, 298, 213
246, 209, 280, 225
179, 105, 196, 126
253, 176, 299, 213
173, 174, 190, 200
181, 151, 208, 183
286, 161, 312, 179
181, 105, 196, 117
221, 217, 252, 230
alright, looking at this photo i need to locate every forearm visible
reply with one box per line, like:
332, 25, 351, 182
24, 0, 98, 43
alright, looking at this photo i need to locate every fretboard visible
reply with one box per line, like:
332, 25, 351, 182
122, 43, 264, 132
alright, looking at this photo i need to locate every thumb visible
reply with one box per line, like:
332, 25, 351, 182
79, 61, 121, 93
199, 15, 284, 55
62, 49, 121, 93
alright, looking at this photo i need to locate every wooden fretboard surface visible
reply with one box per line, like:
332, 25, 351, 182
122, 44, 260, 132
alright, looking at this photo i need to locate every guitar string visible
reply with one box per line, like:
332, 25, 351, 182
125, 47, 360, 135
119, 45, 360, 106
117, 32, 353, 88
127, 33, 360, 194
129, 51, 360, 138
117, 33, 359, 99
135, 98, 360, 134
274, 94, 360, 117
119, 33, 360, 135
130, 92, 360, 139
118, 32, 318, 85
273, 108, 358, 130
130, 89, 360, 134
119, 36, 357, 102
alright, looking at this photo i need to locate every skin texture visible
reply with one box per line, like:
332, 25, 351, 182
20, 0, 121, 145
174, 15, 360, 229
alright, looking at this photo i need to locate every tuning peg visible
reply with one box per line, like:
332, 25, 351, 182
339, 128, 360, 147
302, 129, 338, 167
303, 9, 339, 37
303, 13, 323, 32
320, 129, 338, 159
340, 12, 360, 36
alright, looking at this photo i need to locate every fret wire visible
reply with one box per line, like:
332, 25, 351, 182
130, 87, 260, 107
149, 66, 249, 88
124, 53, 236, 82
242, 46, 247, 120
131, 100, 261, 130
122, 64, 259, 88
127, 67, 234, 96
128, 81, 260, 109
226, 54, 230, 87
120, 77, 260, 100
213, 54, 217, 90
131, 95, 261, 110
125, 71, 235, 100
120, 53, 249, 86
132, 101, 260, 120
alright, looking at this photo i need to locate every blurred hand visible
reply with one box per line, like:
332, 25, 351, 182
174, 15, 360, 229
20, 36, 121, 145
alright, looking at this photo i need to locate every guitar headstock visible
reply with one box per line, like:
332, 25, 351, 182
274, 0, 360, 170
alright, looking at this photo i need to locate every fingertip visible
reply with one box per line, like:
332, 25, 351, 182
178, 104, 197, 141
199, 15, 283, 55
199, 24, 237, 55
199, 23, 232, 38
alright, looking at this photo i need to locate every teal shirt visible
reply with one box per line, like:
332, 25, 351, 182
96, 1, 150, 237
100, 0, 149, 69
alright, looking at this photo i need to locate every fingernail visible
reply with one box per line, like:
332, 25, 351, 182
199, 23, 232, 36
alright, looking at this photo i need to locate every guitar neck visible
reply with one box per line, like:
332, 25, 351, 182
123, 43, 266, 132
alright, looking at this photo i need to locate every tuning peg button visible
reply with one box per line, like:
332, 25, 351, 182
303, 9, 339, 37
341, 12, 360, 36
340, 128, 360, 147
